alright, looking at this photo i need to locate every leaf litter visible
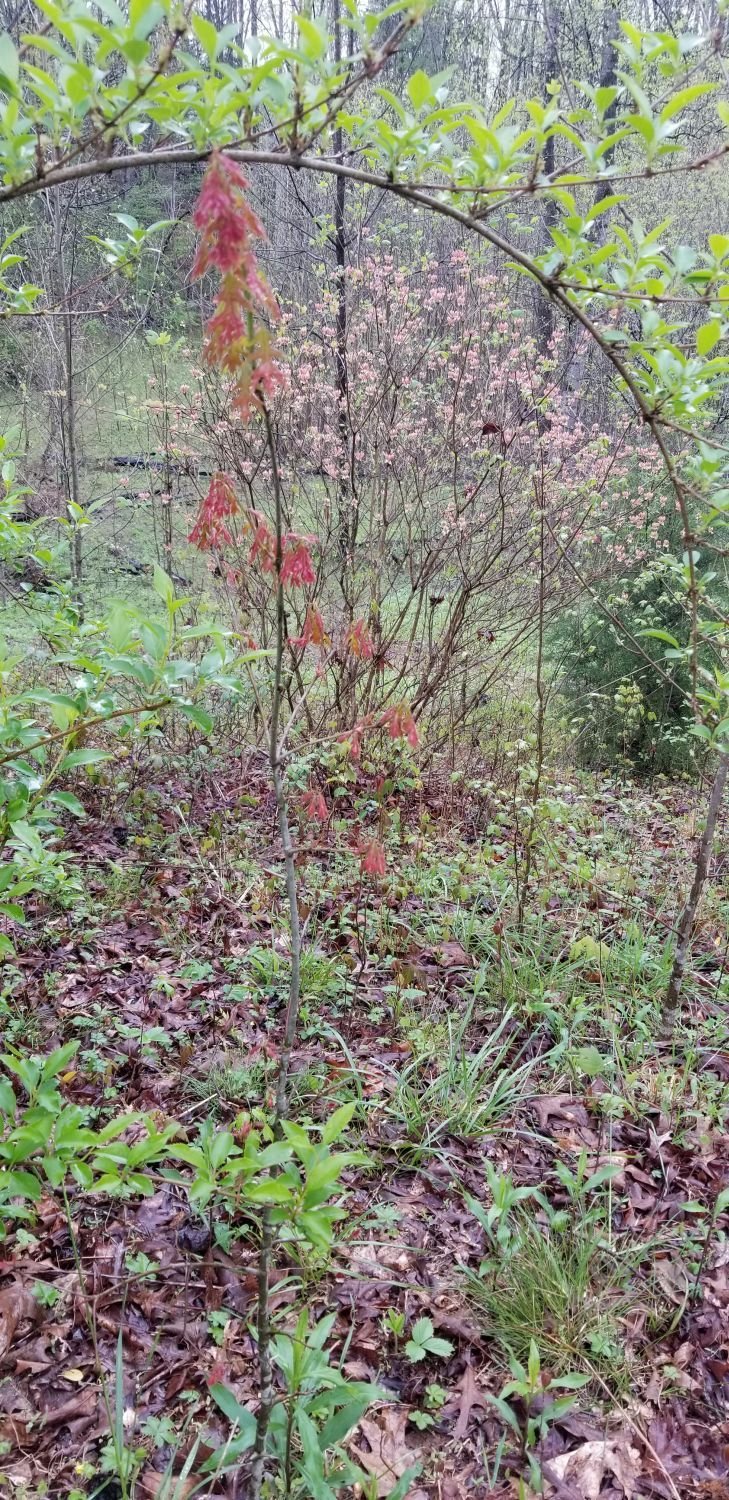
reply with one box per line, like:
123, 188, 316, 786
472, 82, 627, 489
0, 760, 728, 1497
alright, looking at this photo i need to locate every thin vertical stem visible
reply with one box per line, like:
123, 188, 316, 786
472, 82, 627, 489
159, 346, 174, 573
517, 488, 546, 929
663, 751, 728, 1034
250, 405, 302, 1500
50, 190, 84, 618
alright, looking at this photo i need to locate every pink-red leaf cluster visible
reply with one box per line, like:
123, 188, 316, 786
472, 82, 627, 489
188, 471, 239, 551
192, 152, 284, 421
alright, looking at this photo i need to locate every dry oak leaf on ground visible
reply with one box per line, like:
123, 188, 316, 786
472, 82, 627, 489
0, 1282, 39, 1360
349, 1406, 420, 1497
546, 1439, 642, 1500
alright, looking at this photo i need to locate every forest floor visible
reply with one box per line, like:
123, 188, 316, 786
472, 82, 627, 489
0, 753, 728, 1500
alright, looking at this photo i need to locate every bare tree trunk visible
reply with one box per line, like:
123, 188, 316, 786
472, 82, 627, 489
158, 347, 174, 574
535, 2, 559, 355
663, 752, 729, 1032
565, 6, 619, 412
62, 305, 83, 612
592, 6, 620, 212
49, 190, 84, 618
332, 0, 359, 722
329, 0, 358, 585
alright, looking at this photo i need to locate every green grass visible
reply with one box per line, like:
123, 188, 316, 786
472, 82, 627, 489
0, 334, 221, 644
185, 1051, 273, 1115
379, 1006, 541, 1157
464, 1215, 638, 1390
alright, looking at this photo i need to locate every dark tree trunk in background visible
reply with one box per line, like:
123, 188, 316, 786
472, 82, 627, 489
332, 0, 354, 595
563, 5, 619, 416
593, 6, 620, 210
535, 3, 559, 356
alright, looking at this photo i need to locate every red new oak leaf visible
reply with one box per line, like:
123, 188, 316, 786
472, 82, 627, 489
347, 619, 374, 660
381, 703, 419, 748
291, 605, 329, 649
338, 720, 366, 761
301, 787, 328, 822
280, 539, 316, 588
191, 152, 284, 420
248, 512, 277, 573
360, 838, 386, 878
188, 471, 239, 551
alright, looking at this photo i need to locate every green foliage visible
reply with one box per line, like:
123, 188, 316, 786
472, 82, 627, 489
0, 9, 729, 1493
483, 1340, 590, 1489
556, 560, 699, 774
0, 1041, 178, 1229
0, 436, 266, 948
0, 1, 727, 765
404, 1316, 454, 1364
383, 1007, 539, 1155
167, 1103, 363, 1254
206, 1307, 397, 1497
465, 1204, 634, 1389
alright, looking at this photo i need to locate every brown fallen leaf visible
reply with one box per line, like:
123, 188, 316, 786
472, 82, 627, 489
531, 1095, 590, 1131
0, 1282, 39, 1360
435, 941, 473, 968
453, 1363, 488, 1440
0, 1377, 32, 1419
350, 1407, 420, 1498
138, 1472, 198, 1500
652, 1255, 690, 1306
39, 1385, 97, 1428
547, 1439, 642, 1500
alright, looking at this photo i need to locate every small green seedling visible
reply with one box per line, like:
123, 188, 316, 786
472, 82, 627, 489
381, 1307, 405, 1342
404, 1316, 454, 1364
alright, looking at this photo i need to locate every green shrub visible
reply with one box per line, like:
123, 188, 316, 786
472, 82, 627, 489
555, 559, 699, 776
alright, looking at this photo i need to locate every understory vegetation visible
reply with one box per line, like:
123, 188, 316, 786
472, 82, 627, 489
0, 3, 728, 1500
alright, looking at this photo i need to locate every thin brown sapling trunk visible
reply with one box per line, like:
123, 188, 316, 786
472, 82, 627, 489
61, 304, 83, 610
158, 343, 174, 574
250, 405, 302, 1500
332, 0, 350, 574
517, 486, 546, 929
663, 751, 728, 1034
331, 0, 361, 729
534, 3, 559, 358
49, 189, 84, 617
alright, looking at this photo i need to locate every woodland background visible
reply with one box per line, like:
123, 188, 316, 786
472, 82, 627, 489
0, 3, 727, 1499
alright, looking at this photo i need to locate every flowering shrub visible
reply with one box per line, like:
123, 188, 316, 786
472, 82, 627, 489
185, 241, 667, 751
186, 156, 419, 873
